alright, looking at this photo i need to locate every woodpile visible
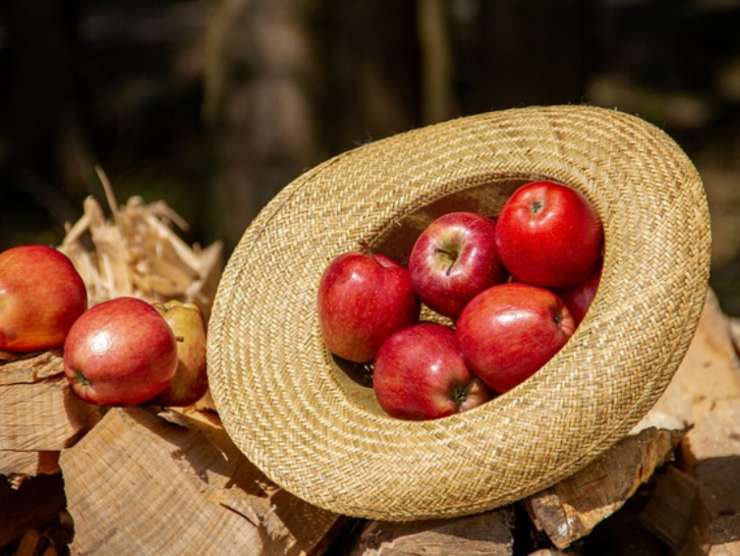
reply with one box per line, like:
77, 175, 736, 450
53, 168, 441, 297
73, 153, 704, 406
1, 192, 739, 554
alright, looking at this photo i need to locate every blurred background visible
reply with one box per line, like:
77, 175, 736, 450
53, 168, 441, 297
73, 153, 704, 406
0, 0, 738, 314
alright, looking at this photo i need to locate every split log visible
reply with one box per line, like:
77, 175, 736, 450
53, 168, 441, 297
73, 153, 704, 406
524, 426, 684, 549
60, 407, 339, 555
350, 508, 513, 556
0, 351, 100, 484
639, 465, 710, 554
710, 513, 740, 555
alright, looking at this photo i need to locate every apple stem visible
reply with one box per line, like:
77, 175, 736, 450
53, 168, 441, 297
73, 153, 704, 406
434, 248, 457, 276
175, 336, 185, 342
553, 311, 562, 325
451, 383, 469, 407
75, 370, 92, 387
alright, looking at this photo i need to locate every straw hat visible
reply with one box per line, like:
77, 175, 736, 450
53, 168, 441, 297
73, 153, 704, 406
207, 105, 710, 521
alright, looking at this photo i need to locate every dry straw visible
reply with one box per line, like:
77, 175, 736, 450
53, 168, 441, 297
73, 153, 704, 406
207, 106, 711, 520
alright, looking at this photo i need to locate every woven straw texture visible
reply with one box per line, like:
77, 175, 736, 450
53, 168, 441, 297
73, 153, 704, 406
207, 106, 711, 521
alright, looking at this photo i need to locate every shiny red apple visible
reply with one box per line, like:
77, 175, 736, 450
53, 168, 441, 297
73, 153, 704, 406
559, 266, 602, 325
409, 212, 505, 318
0, 245, 87, 352
63, 297, 178, 405
373, 323, 491, 420
457, 283, 575, 393
495, 181, 603, 288
318, 252, 419, 363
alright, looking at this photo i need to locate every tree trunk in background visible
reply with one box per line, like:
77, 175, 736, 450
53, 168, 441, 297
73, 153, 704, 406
4, 0, 88, 225
450, 0, 591, 113
307, 0, 422, 155
205, 0, 319, 248
417, 0, 458, 124
205, 0, 422, 248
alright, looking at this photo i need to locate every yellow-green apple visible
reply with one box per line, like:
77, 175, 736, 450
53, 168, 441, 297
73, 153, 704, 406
0, 245, 87, 352
152, 300, 208, 407
373, 323, 491, 420
457, 283, 575, 393
495, 181, 602, 288
318, 252, 419, 363
559, 266, 601, 325
409, 212, 504, 318
63, 297, 177, 405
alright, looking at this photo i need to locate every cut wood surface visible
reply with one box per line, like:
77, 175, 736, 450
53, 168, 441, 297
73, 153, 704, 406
0, 451, 59, 484
60, 407, 339, 556
525, 426, 684, 549
350, 508, 513, 556
0, 351, 100, 482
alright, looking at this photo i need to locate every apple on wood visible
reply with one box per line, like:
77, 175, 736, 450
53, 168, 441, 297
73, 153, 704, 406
0, 245, 87, 352
409, 212, 504, 318
373, 323, 491, 420
63, 297, 178, 406
152, 300, 208, 407
318, 252, 419, 363
457, 283, 575, 394
495, 181, 602, 288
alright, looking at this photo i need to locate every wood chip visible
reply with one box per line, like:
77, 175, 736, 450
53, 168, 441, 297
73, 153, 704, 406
60, 407, 339, 555
350, 508, 514, 556
525, 426, 685, 549
59, 185, 223, 318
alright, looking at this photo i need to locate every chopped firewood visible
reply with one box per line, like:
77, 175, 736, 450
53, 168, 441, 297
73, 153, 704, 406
525, 426, 685, 550
350, 508, 513, 556
646, 289, 740, 553
40, 546, 58, 556
639, 466, 710, 554
710, 513, 740, 555
60, 407, 339, 556
0, 475, 66, 547
14, 529, 44, 556
527, 550, 570, 556
0, 352, 100, 485
59, 169, 223, 319
0, 451, 60, 486
681, 398, 740, 519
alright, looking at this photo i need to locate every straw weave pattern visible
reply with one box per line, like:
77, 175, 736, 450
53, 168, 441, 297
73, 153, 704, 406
207, 106, 711, 520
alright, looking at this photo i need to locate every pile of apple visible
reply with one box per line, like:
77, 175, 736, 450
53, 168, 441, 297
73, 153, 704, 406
318, 181, 603, 420
0, 245, 207, 406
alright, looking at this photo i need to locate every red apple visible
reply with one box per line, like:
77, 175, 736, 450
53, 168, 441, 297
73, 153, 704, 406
318, 252, 419, 363
457, 283, 575, 393
495, 181, 602, 288
409, 212, 504, 318
63, 297, 178, 405
0, 245, 87, 352
373, 323, 491, 420
559, 266, 602, 325
152, 300, 208, 407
